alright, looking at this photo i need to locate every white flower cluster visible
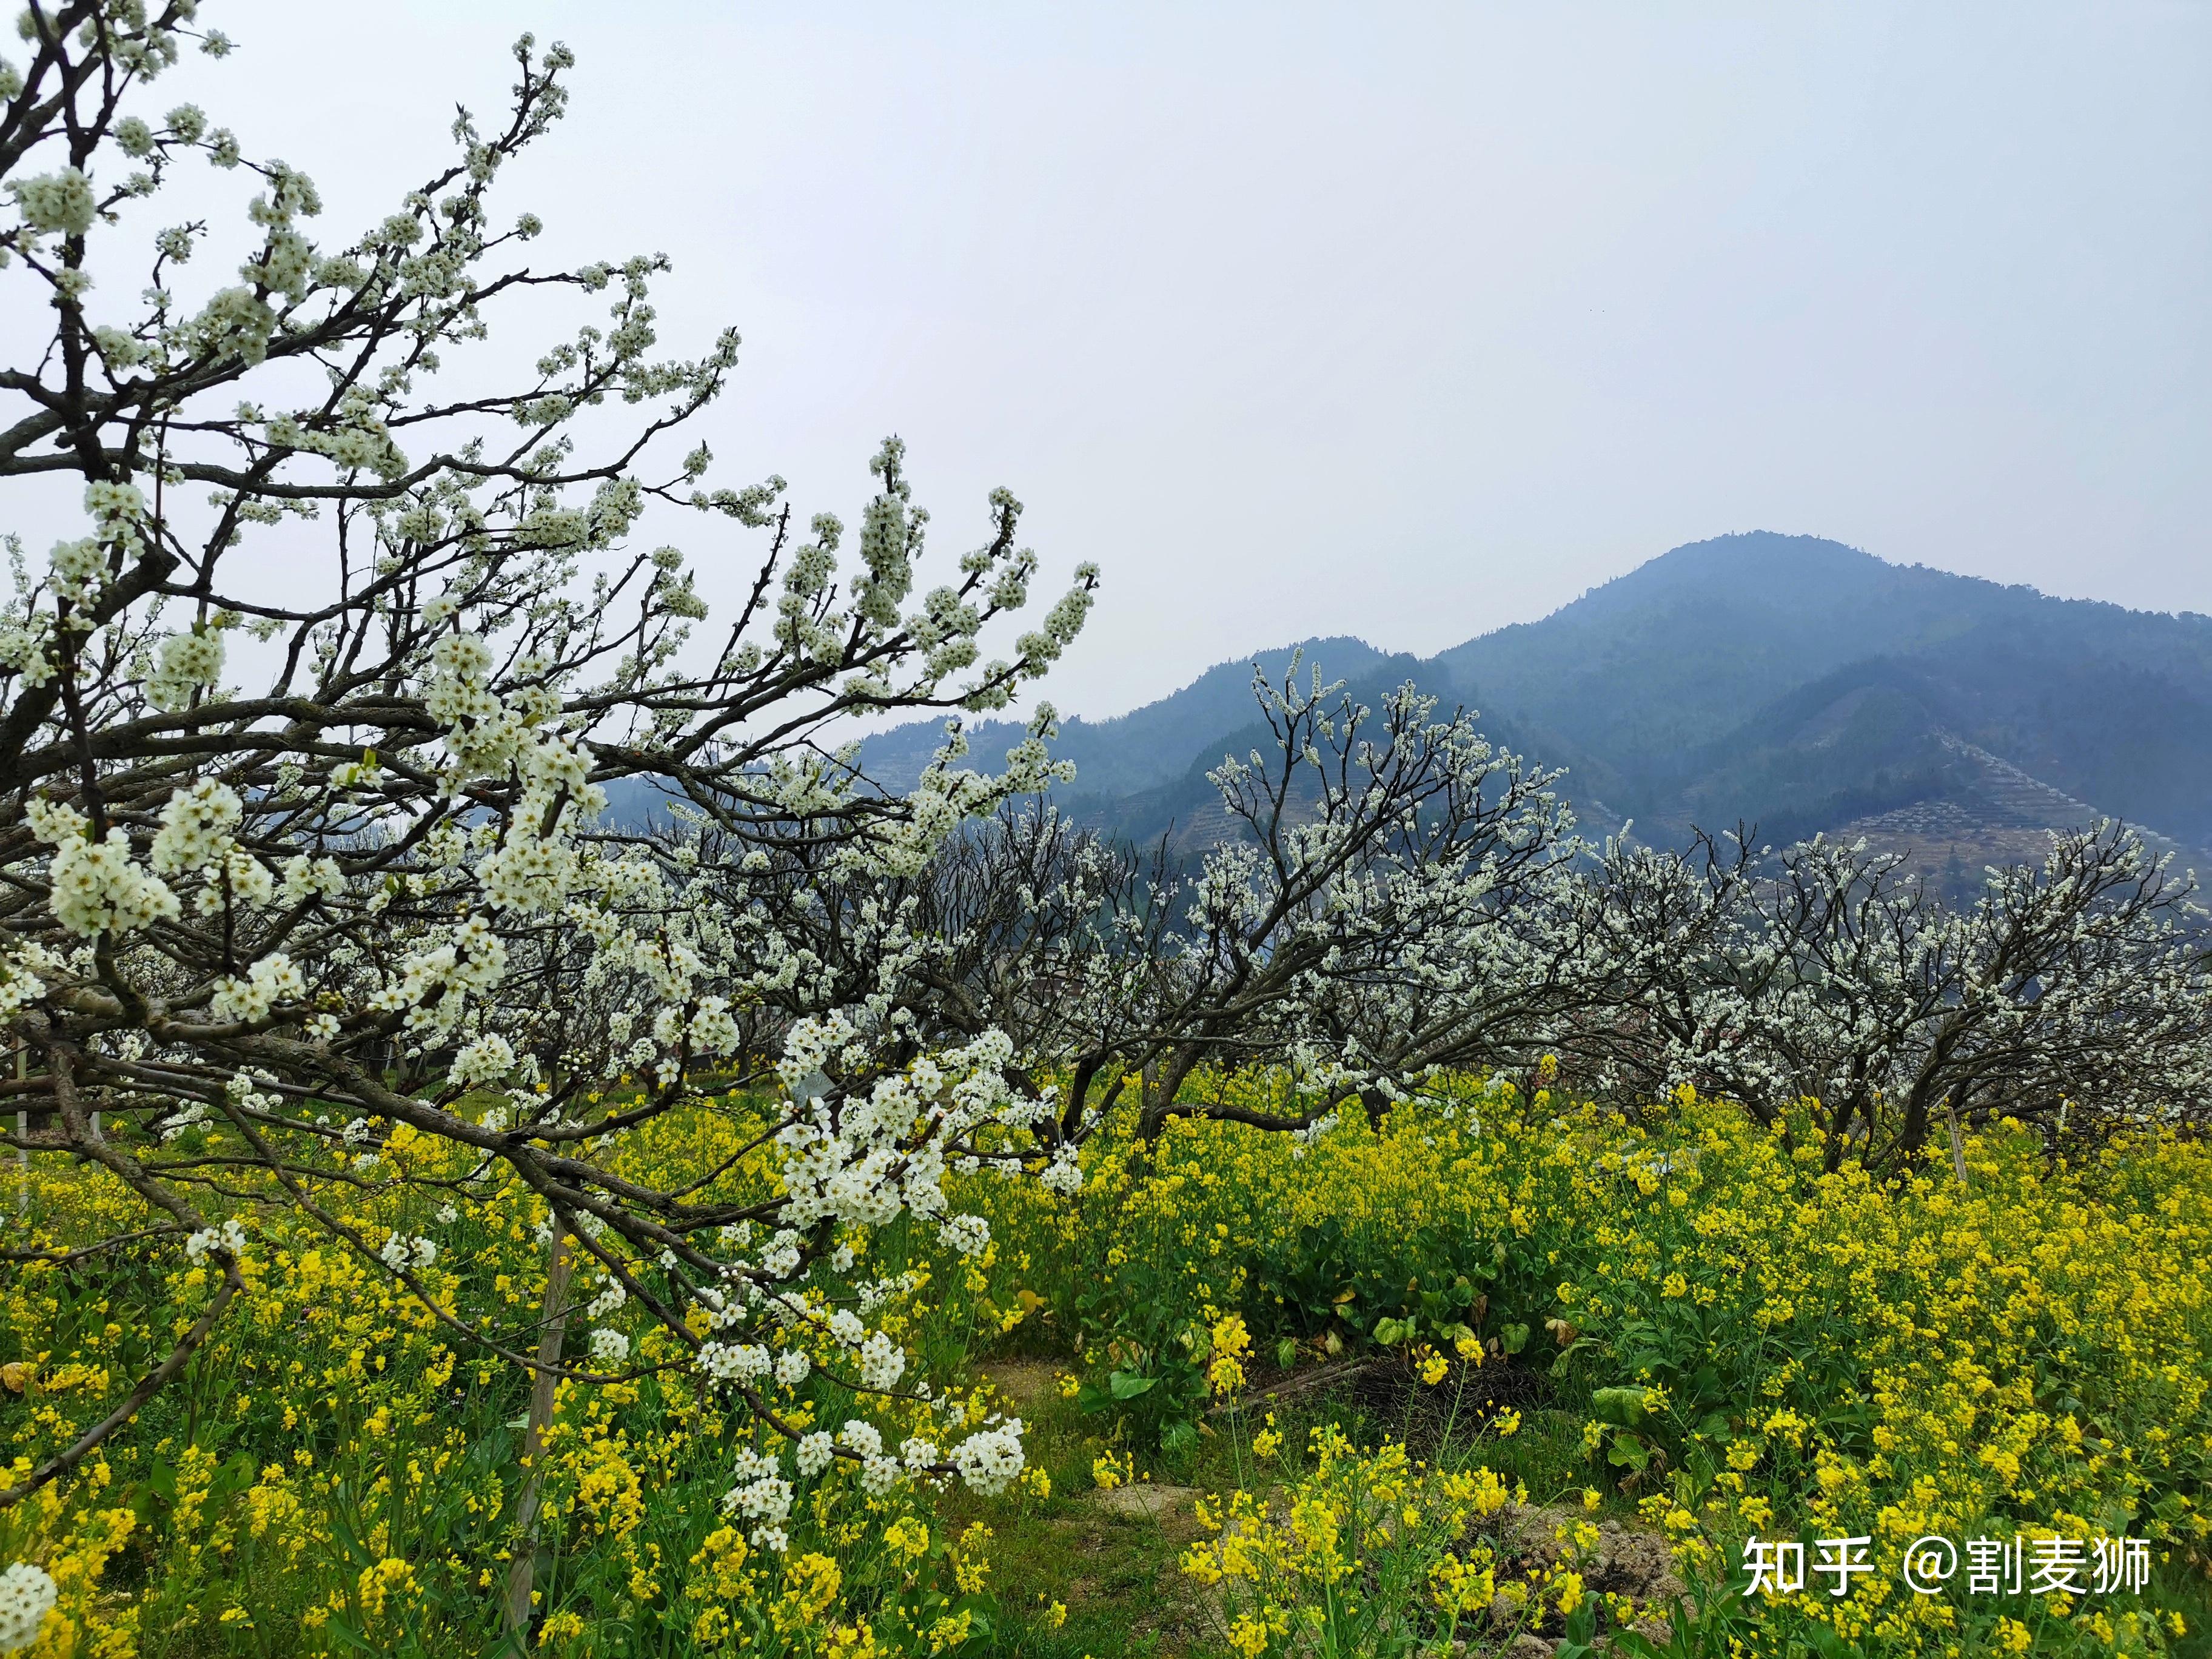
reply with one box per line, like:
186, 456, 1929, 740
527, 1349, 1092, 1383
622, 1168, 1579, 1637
760, 1233, 802, 1279
0, 609, 55, 687
22, 782, 298, 1015
378, 1232, 438, 1272
839, 1418, 903, 1496
720, 1446, 794, 1552
369, 916, 508, 1039
773, 1019, 1027, 1233
183, 1219, 247, 1264
449, 1034, 517, 1089
28, 799, 179, 939
0, 1562, 56, 1656
149, 627, 225, 712
9, 166, 96, 236
697, 1342, 771, 1384
855, 1272, 920, 1315
937, 1214, 990, 1258
948, 1419, 1027, 1495
0, 941, 64, 1020
583, 1280, 626, 1320
1037, 1146, 1085, 1195
588, 1328, 629, 1366
208, 953, 303, 1024
856, 1330, 906, 1389
675, 1013, 1087, 1501
48, 537, 107, 609
688, 995, 742, 1057
281, 854, 345, 905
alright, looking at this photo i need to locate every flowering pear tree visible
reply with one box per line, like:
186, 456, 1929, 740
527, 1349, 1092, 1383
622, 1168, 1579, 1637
863, 664, 1590, 1144
1120, 668, 1586, 1135
1563, 823, 2212, 1168
0, 0, 1098, 1525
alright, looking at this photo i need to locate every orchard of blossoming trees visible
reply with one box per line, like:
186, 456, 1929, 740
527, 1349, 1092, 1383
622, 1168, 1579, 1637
0, 0, 1099, 1531
4, 7, 2212, 1657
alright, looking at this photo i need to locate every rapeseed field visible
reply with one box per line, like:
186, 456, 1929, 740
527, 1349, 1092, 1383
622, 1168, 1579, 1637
3, 1079, 2205, 1657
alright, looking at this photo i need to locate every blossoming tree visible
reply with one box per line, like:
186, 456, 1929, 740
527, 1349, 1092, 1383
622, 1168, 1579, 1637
1561, 823, 2212, 1168
0, 0, 1096, 1543
869, 665, 1594, 1144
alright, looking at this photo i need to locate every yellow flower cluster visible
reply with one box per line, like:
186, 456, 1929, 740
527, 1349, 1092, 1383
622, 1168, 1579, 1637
6, 1060, 2205, 1658
1183, 1423, 1572, 1655
1207, 1313, 1252, 1396
957, 1074, 2210, 1657
0, 1091, 1006, 1655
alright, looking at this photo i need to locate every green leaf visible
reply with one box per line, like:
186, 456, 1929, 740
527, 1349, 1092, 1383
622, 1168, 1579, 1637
325, 1491, 373, 1567
1606, 1430, 1651, 1472
323, 1615, 378, 1655
1500, 1321, 1530, 1355
1107, 1370, 1159, 1401
1592, 1385, 1651, 1427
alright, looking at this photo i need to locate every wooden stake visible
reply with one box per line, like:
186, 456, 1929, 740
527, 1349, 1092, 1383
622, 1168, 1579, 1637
503, 1228, 574, 1644
15, 1040, 26, 1216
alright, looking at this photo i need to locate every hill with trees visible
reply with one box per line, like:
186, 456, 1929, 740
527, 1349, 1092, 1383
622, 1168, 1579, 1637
860, 532, 2212, 871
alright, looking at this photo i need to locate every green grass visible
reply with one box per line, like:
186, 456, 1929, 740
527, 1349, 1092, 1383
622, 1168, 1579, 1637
943, 1350, 1630, 1659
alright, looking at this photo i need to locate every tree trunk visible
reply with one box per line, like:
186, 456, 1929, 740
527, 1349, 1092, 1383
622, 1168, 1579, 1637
1359, 1086, 1391, 1130
503, 1230, 574, 1644
1896, 1094, 1932, 1166
1135, 1057, 1165, 1145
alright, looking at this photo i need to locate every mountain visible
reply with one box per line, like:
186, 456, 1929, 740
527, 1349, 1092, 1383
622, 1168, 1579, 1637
837, 532, 2212, 875
855, 635, 1390, 800
1438, 534, 2212, 860
1057, 653, 1593, 855
1433, 533, 2000, 779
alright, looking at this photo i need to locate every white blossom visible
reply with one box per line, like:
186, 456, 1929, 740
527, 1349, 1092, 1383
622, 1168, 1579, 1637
0, 1562, 58, 1655
10, 167, 96, 235
183, 1219, 247, 1264
378, 1232, 437, 1271
949, 1419, 1027, 1495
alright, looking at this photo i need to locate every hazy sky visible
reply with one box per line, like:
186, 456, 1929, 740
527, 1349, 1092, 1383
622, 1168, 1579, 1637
130, 4, 2212, 716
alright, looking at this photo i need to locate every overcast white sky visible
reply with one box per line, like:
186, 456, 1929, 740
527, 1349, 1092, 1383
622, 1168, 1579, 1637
132, 4, 2212, 716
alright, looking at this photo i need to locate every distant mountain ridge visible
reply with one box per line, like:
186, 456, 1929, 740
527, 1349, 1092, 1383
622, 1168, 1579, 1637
853, 532, 2212, 874
854, 635, 1390, 801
